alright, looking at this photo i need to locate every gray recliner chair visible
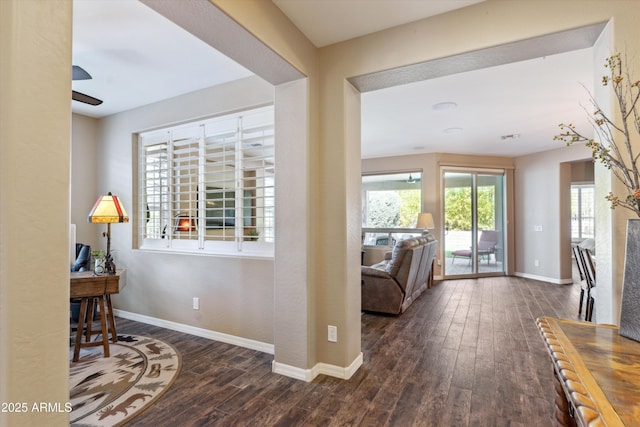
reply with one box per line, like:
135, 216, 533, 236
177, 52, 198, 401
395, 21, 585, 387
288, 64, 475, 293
361, 236, 437, 315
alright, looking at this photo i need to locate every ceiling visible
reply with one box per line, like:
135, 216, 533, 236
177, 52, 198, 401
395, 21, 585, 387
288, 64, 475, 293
271, 0, 485, 48
71, 0, 253, 118
72, 0, 596, 159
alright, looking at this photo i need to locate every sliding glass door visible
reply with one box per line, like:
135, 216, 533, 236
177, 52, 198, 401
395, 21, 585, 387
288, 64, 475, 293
443, 168, 505, 277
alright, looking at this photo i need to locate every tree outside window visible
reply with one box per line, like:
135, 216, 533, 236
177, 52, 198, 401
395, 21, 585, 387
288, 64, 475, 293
361, 172, 423, 239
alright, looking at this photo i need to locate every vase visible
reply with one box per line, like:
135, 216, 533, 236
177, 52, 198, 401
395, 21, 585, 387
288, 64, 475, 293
619, 219, 640, 342
94, 256, 106, 275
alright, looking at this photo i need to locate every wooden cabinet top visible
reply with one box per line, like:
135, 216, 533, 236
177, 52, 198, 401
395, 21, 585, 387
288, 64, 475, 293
537, 317, 640, 426
70, 269, 124, 297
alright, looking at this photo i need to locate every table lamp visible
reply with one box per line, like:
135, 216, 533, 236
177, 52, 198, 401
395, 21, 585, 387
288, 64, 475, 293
417, 212, 435, 234
88, 192, 128, 275
175, 214, 196, 232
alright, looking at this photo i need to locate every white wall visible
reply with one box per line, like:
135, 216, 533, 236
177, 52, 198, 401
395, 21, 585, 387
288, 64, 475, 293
85, 76, 277, 346
514, 143, 591, 282
71, 114, 99, 248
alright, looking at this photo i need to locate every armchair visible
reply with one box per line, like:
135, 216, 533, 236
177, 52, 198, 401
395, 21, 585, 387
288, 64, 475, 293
361, 236, 437, 314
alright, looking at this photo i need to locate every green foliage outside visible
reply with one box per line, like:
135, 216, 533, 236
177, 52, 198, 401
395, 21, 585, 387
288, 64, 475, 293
366, 189, 421, 227
366, 185, 495, 231
398, 190, 421, 227
444, 186, 495, 231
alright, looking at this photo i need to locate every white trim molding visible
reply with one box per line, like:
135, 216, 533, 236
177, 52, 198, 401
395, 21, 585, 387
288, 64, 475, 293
272, 352, 364, 382
113, 309, 274, 354
514, 272, 573, 285
115, 309, 365, 383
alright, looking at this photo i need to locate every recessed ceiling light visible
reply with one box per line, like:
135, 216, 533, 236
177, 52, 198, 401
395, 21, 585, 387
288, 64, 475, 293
432, 102, 457, 111
444, 127, 463, 134
501, 134, 521, 140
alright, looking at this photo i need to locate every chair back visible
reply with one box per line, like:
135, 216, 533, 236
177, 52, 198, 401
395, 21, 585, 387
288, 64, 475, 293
478, 230, 497, 251
72, 243, 92, 272
581, 247, 596, 288
572, 244, 586, 281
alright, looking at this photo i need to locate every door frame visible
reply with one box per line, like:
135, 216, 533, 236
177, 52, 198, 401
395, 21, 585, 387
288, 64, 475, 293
441, 166, 508, 279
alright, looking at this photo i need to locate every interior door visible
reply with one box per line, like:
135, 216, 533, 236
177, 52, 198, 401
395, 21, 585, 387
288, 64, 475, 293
443, 168, 505, 277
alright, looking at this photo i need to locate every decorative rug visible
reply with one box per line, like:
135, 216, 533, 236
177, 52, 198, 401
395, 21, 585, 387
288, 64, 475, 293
69, 335, 181, 427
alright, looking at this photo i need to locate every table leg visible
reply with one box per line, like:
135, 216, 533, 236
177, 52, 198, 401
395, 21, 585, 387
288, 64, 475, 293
73, 298, 88, 362
105, 294, 118, 343
85, 297, 95, 341
97, 296, 110, 358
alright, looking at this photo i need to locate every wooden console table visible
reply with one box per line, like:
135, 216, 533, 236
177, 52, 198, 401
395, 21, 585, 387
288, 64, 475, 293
71, 270, 123, 362
537, 317, 640, 426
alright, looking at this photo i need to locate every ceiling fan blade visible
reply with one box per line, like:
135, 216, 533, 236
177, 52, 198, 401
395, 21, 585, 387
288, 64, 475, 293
72, 90, 103, 106
72, 65, 92, 81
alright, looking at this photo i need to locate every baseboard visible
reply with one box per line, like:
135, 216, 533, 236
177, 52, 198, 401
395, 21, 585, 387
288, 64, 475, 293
314, 352, 364, 380
115, 309, 365, 383
271, 361, 313, 381
272, 352, 364, 382
514, 272, 574, 285
113, 309, 274, 354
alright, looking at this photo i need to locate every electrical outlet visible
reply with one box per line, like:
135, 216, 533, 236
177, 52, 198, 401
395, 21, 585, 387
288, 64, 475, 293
534, 259, 540, 267
328, 325, 337, 342
193, 297, 199, 310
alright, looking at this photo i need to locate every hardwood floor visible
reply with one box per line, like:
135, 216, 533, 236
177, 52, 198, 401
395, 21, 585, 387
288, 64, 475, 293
118, 275, 581, 426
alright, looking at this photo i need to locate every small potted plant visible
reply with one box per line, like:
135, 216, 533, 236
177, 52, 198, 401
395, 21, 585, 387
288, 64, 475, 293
248, 229, 260, 241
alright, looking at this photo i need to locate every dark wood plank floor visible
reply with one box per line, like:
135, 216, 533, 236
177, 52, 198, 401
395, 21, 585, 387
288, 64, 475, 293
116, 275, 581, 426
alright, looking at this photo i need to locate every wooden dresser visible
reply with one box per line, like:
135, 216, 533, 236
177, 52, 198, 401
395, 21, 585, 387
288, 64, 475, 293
537, 317, 640, 426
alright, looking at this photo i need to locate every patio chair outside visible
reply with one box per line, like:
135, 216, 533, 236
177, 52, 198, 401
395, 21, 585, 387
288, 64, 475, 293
451, 230, 498, 264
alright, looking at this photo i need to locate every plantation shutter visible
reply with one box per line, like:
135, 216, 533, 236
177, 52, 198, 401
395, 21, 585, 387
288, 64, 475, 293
140, 132, 169, 241
237, 108, 275, 244
138, 105, 274, 254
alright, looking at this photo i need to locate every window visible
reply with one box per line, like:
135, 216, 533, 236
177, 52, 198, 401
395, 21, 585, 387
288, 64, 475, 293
361, 171, 422, 245
571, 184, 594, 239
138, 105, 274, 255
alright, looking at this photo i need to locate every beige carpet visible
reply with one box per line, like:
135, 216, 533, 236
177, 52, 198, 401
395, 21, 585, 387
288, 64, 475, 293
69, 335, 181, 427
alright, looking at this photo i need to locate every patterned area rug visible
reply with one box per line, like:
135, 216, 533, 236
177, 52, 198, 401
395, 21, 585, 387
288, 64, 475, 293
69, 335, 181, 427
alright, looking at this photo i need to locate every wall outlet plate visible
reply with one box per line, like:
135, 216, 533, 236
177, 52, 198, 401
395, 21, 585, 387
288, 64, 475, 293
328, 325, 337, 342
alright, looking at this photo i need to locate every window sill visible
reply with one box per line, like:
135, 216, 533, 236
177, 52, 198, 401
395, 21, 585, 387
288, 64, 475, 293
135, 246, 274, 261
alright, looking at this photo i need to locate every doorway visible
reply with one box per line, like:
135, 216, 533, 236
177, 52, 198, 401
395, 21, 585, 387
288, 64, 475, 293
443, 168, 506, 278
